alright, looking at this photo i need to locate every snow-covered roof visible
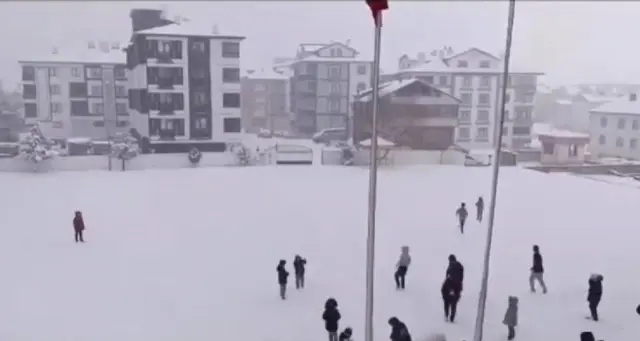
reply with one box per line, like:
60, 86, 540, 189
397, 57, 541, 75
590, 96, 640, 116
555, 99, 572, 105
537, 84, 553, 94
244, 68, 289, 80
581, 94, 619, 104
299, 43, 325, 53
538, 130, 589, 139
359, 137, 395, 147
355, 78, 459, 103
20, 43, 126, 65
136, 22, 244, 40
291, 55, 372, 64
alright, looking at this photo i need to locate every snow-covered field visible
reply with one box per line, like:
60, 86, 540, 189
1, 165, 638, 341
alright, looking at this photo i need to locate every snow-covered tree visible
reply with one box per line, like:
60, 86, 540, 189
229, 143, 252, 166
18, 127, 57, 163
110, 134, 139, 161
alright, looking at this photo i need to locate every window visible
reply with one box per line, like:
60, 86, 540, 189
222, 93, 241, 108
599, 116, 607, 127
618, 118, 626, 129
478, 93, 491, 105
633, 120, 639, 130
356, 82, 367, 92
90, 85, 103, 96
631, 138, 638, 149
195, 117, 208, 129
330, 83, 340, 94
422, 76, 434, 84
192, 41, 206, 53
569, 144, 578, 157
616, 137, 624, 148
70, 100, 89, 116
462, 76, 472, 87
460, 93, 472, 105
115, 85, 127, 97
598, 134, 606, 145
51, 102, 63, 114
194, 91, 208, 105
477, 110, 489, 122
457, 60, 468, 68
479, 61, 491, 68
458, 127, 470, 139
476, 127, 489, 140
114, 67, 126, 79
504, 93, 511, 103
23, 84, 37, 99
222, 68, 240, 83
25, 103, 37, 118
116, 103, 128, 114
504, 109, 510, 120
357, 64, 367, 75
222, 41, 240, 58
93, 120, 105, 127
116, 121, 130, 128
69, 82, 87, 97
329, 99, 341, 113
459, 110, 471, 122
542, 142, 554, 155
50, 84, 61, 95
91, 102, 104, 115
192, 68, 206, 79
87, 67, 101, 79
22, 66, 35, 81
48, 68, 57, 77
71, 68, 81, 77
223, 117, 242, 133
502, 126, 509, 136
439, 76, 448, 86
480, 76, 491, 87
513, 126, 531, 135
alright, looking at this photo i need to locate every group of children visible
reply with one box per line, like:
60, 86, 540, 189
454, 196, 484, 234
276, 255, 307, 299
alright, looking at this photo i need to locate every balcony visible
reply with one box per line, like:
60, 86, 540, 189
156, 52, 174, 64
157, 104, 178, 115
158, 130, 176, 140
157, 77, 176, 90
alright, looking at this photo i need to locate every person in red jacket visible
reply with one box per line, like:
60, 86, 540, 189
73, 211, 85, 243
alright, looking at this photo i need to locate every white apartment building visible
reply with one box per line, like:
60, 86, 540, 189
589, 93, 640, 160
394, 48, 543, 150
19, 42, 129, 140
126, 8, 244, 153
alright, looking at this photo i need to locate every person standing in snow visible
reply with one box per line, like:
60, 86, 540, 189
339, 327, 352, 341
73, 211, 85, 243
445, 254, 464, 295
455, 203, 468, 234
529, 245, 547, 293
587, 274, 603, 321
293, 254, 307, 289
441, 276, 460, 322
323, 298, 341, 341
502, 296, 519, 340
276, 260, 289, 300
475, 196, 484, 222
388, 317, 412, 341
395, 246, 411, 290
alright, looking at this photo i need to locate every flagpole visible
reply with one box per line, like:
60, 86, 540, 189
472, 1, 516, 341
364, 9, 383, 341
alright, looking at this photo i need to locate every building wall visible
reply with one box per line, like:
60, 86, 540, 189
540, 141, 586, 165
241, 77, 289, 133
589, 112, 640, 160
209, 38, 242, 141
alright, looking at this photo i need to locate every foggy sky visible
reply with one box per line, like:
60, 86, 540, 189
1, 1, 639, 88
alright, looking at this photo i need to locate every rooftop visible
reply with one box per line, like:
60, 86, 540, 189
590, 94, 640, 116
244, 67, 288, 80
538, 130, 589, 139
135, 22, 244, 40
19, 42, 126, 65
355, 78, 460, 103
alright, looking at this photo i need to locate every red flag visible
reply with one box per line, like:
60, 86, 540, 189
366, 0, 388, 26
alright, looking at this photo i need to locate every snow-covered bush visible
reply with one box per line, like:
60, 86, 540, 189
229, 143, 252, 166
188, 147, 202, 165
110, 134, 139, 161
17, 127, 58, 163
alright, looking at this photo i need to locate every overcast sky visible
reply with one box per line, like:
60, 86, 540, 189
0, 1, 639, 88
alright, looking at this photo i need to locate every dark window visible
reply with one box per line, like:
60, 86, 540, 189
192, 41, 206, 53
149, 93, 184, 111
191, 68, 206, 79
479, 61, 491, 68
69, 82, 87, 97
357, 64, 367, 75
222, 68, 240, 83
116, 121, 130, 128
24, 103, 37, 118
457, 60, 468, 68
116, 103, 128, 115
86, 67, 102, 79
148, 67, 183, 85
194, 91, 209, 106
22, 66, 35, 81
50, 84, 61, 95
115, 85, 127, 97
223, 117, 241, 133
222, 93, 240, 108
23, 84, 36, 99
71, 68, 81, 77
70, 100, 89, 116
222, 41, 240, 58
93, 120, 105, 127
114, 67, 126, 80
48, 68, 57, 77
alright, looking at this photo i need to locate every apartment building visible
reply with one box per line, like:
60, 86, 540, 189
19, 43, 129, 140
589, 93, 640, 160
392, 48, 543, 150
286, 42, 373, 136
241, 68, 290, 134
126, 9, 244, 153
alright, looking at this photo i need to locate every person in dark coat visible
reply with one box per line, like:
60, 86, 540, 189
446, 254, 464, 294
293, 255, 307, 289
323, 298, 341, 341
455, 203, 468, 234
339, 327, 352, 341
580, 331, 595, 341
529, 245, 547, 293
587, 274, 603, 321
276, 260, 289, 300
441, 277, 461, 322
73, 211, 85, 243
475, 196, 484, 222
388, 317, 412, 341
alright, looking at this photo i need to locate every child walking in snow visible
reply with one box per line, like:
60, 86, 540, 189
503, 296, 519, 340
455, 203, 468, 234
395, 246, 411, 290
323, 298, 341, 341
293, 254, 307, 289
73, 211, 85, 243
276, 260, 289, 300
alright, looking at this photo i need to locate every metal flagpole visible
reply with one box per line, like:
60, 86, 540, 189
472, 1, 516, 341
364, 9, 383, 341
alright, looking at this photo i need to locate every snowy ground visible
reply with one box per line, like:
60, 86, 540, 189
1, 165, 639, 341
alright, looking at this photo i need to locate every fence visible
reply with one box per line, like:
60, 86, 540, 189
321, 148, 466, 166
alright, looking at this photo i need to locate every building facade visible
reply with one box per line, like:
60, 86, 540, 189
126, 9, 244, 153
19, 43, 129, 140
241, 68, 290, 134
589, 93, 640, 160
287, 42, 373, 136
391, 48, 543, 150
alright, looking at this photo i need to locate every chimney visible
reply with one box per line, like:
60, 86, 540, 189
88, 41, 96, 49
417, 52, 426, 63
130, 8, 174, 32
630, 93, 637, 102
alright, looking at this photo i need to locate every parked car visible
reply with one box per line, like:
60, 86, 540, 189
257, 129, 272, 138
312, 128, 347, 144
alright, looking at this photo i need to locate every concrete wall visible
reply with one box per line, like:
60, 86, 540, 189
528, 163, 640, 175
320, 148, 466, 166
